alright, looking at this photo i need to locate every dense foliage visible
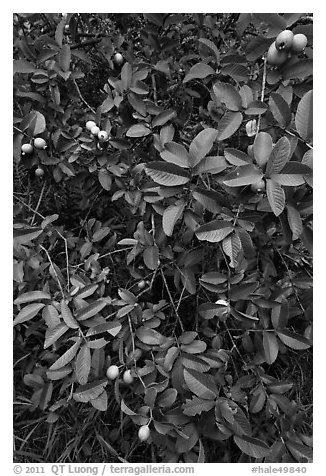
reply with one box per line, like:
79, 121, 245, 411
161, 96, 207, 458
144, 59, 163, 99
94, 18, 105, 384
13, 13, 313, 464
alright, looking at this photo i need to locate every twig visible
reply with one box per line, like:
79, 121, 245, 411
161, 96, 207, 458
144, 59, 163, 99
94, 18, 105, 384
31, 179, 47, 226
127, 315, 147, 390
255, 56, 267, 139
72, 79, 96, 114
151, 73, 158, 105
39, 245, 65, 298
160, 268, 184, 333
13, 194, 45, 220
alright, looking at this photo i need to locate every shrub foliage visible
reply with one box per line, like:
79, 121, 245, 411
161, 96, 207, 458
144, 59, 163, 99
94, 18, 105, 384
13, 13, 313, 463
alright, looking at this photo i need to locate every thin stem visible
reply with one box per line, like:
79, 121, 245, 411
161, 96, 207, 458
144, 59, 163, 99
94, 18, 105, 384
39, 245, 65, 298
160, 268, 184, 333
72, 79, 96, 114
31, 179, 47, 226
255, 56, 267, 138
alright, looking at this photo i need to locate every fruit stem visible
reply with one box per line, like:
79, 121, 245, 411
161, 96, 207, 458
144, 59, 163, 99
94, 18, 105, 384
255, 56, 268, 139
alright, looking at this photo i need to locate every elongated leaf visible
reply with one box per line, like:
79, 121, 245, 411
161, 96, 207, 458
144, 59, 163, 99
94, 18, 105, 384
195, 220, 233, 243
160, 142, 190, 168
76, 300, 107, 321
13, 302, 45, 326
44, 323, 69, 349
269, 92, 291, 129
224, 148, 251, 166
98, 169, 112, 191
162, 201, 185, 236
14, 291, 51, 305
193, 188, 225, 213
189, 128, 218, 167
136, 326, 164, 345
42, 304, 61, 329
145, 162, 190, 186
75, 345, 91, 385
182, 395, 215, 416
86, 321, 122, 337
286, 441, 313, 463
223, 164, 262, 187
245, 36, 274, 61
157, 388, 178, 408
263, 331, 279, 364
184, 368, 218, 399
55, 18, 65, 47
13, 227, 43, 245
126, 124, 151, 137
213, 82, 242, 111
121, 62, 132, 91
183, 62, 215, 83
90, 389, 108, 411
266, 179, 285, 216
282, 59, 313, 81
61, 300, 79, 329
152, 109, 177, 127
143, 245, 159, 269
222, 233, 242, 268
287, 205, 303, 240
73, 379, 107, 403
49, 339, 81, 371
245, 101, 268, 115
58, 44, 71, 72
234, 435, 270, 459
193, 156, 228, 175
277, 330, 311, 350
217, 112, 243, 141
295, 90, 313, 142
254, 132, 273, 167
199, 38, 220, 61
13, 59, 37, 74
266, 137, 291, 176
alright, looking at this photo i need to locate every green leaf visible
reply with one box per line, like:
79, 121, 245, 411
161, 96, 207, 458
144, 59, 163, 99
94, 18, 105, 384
222, 233, 242, 268
189, 128, 218, 167
75, 345, 91, 385
58, 44, 71, 72
136, 326, 164, 345
121, 62, 132, 90
44, 323, 69, 349
269, 92, 291, 129
157, 388, 178, 408
86, 321, 122, 337
277, 330, 311, 350
13, 59, 37, 74
244, 100, 268, 115
183, 62, 215, 83
160, 142, 190, 168
213, 82, 242, 111
286, 441, 313, 463
245, 36, 274, 61
183, 368, 218, 399
193, 156, 228, 175
73, 379, 107, 403
254, 132, 273, 168
234, 435, 270, 459
192, 187, 228, 213
143, 245, 159, 269
61, 299, 79, 329
126, 123, 151, 137
145, 162, 191, 186
98, 169, 112, 191
217, 112, 243, 141
199, 38, 220, 61
13, 302, 45, 326
282, 59, 313, 81
224, 148, 251, 166
14, 291, 51, 305
287, 205, 303, 240
49, 339, 82, 371
162, 200, 185, 236
90, 389, 108, 411
42, 304, 61, 329
195, 220, 233, 243
223, 164, 263, 187
55, 18, 65, 47
266, 179, 285, 217
13, 227, 43, 245
266, 137, 291, 176
182, 395, 215, 416
263, 331, 279, 364
152, 109, 177, 127
75, 299, 107, 321
295, 90, 313, 142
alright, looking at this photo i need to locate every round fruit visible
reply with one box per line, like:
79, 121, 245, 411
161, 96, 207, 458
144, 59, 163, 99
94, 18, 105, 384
275, 30, 294, 51
290, 34, 308, 54
21, 143, 33, 154
138, 425, 150, 442
113, 53, 124, 65
86, 120, 96, 131
106, 365, 120, 380
90, 126, 100, 137
123, 370, 134, 384
267, 42, 288, 65
34, 138, 47, 149
138, 280, 146, 289
251, 179, 266, 193
98, 130, 109, 142
35, 167, 44, 177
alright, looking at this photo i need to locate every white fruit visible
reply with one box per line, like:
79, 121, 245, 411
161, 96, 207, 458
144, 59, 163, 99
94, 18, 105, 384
106, 365, 120, 380
113, 53, 124, 65
90, 126, 100, 136
215, 299, 229, 306
35, 167, 44, 177
21, 143, 33, 154
123, 370, 134, 384
86, 120, 96, 131
98, 130, 109, 142
34, 138, 47, 149
138, 425, 150, 441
